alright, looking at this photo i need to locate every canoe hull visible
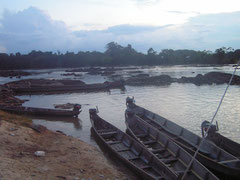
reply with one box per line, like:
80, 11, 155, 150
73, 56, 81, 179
0, 106, 81, 117
89, 109, 178, 180
125, 98, 240, 178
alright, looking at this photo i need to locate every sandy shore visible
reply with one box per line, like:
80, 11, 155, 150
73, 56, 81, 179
0, 112, 135, 180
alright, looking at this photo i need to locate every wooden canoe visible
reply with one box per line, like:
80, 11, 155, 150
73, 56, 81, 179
126, 97, 240, 178
0, 104, 81, 117
125, 111, 219, 180
89, 109, 186, 180
201, 121, 240, 158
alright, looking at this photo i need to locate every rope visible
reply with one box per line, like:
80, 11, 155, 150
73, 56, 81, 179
181, 62, 240, 180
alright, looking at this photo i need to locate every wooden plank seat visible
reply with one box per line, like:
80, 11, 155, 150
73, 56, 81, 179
151, 148, 166, 154
128, 156, 140, 161
156, 176, 164, 180
117, 148, 130, 152
141, 165, 151, 170
160, 157, 178, 164
107, 141, 122, 145
136, 133, 148, 138
157, 153, 172, 159
97, 129, 116, 133
99, 131, 117, 136
143, 139, 157, 145
175, 170, 190, 176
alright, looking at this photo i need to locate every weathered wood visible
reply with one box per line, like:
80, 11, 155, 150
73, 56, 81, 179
125, 111, 219, 180
126, 98, 240, 178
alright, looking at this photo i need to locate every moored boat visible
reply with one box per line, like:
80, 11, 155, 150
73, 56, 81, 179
201, 121, 240, 158
0, 104, 81, 117
125, 109, 219, 180
126, 97, 240, 178
89, 109, 182, 180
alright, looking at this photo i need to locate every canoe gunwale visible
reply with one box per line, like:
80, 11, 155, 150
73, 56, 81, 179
126, 101, 240, 177
125, 112, 219, 180
0, 105, 81, 117
89, 110, 179, 180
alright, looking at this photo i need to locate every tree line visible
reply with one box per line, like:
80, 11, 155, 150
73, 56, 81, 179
0, 42, 239, 69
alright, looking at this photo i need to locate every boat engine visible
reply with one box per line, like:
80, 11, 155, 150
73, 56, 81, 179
125, 108, 135, 118
201, 120, 219, 137
126, 96, 135, 108
73, 104, 82, 112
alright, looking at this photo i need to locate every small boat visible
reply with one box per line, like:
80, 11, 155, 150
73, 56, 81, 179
201, 121, 240, 158
0, 104, 81, 117
126, 97, 240, 178
125, 110, 219, 180
90, 108, 190, 180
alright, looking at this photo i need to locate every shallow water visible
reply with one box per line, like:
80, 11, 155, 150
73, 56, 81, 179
5, 65, 238, 146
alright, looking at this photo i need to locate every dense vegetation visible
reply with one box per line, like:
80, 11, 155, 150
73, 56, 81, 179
0, 42, 240, 69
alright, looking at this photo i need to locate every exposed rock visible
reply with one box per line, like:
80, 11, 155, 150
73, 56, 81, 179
125, 75, 172, 86
0, 85, 24, 106
0, 70, 31, 77
177, 72, 240, 85
54, 103, 76, 109
4, 79, 125, 94
61, 73, 82, 77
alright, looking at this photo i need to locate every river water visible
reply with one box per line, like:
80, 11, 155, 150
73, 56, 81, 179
1, 65, 240, 146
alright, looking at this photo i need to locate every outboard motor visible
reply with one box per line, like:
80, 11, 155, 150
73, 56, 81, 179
73, 104, 82, 112
125, 108, 135, 119
201, 120, 219, 138
89, 108, 98, 114
126, 96, 135, 108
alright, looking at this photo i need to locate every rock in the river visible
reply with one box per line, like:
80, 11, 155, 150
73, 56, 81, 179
177, 72, 240, 85
125, 75, 172, 86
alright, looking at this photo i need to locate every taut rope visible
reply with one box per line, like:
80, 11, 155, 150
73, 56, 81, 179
181, 62, 240, 180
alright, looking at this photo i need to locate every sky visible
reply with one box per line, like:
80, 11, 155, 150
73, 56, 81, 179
0, 0, 240, 54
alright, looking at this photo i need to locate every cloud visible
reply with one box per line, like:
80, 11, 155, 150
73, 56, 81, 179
0, 7, 75, 53
0, 7, 240, 54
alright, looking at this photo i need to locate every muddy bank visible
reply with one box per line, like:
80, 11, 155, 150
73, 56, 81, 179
5, 79, 124, 94
0, 118, 130, 180
0, 70, 31, 78
0, 85, 25, 106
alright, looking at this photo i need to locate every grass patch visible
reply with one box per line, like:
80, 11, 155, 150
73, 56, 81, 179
0, 110, 32, 126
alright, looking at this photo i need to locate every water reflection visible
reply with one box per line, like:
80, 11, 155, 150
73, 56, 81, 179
30, 116, 82, 130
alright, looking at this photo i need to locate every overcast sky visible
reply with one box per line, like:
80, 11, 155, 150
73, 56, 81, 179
0, 0, 240, 53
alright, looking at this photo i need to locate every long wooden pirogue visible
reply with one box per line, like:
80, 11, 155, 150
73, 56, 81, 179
0, 104, 81, 117
125, 110, 219, 180
201, 121, 240, 158
89, 109, 219, 180
126, 97, 240, 178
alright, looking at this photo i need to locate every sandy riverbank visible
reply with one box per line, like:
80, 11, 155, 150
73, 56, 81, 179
0, 111, 134, 180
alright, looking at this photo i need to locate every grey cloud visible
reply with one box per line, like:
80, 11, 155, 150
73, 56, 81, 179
0, 7, 240, 54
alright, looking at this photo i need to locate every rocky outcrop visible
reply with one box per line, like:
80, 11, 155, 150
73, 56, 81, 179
0, 70, 31, 77
125, 75, 172, 86
177, 72, 240, 85
4, 79, 125, 94
0, 85, 24, 106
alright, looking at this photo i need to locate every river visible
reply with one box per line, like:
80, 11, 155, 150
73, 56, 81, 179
1, 65, 240, 146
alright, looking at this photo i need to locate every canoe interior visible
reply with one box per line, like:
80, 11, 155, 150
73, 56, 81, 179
126, 114, 219, 180
127, 104, 240, 176
90, 111, 178, 180
206, 133, 240, 158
